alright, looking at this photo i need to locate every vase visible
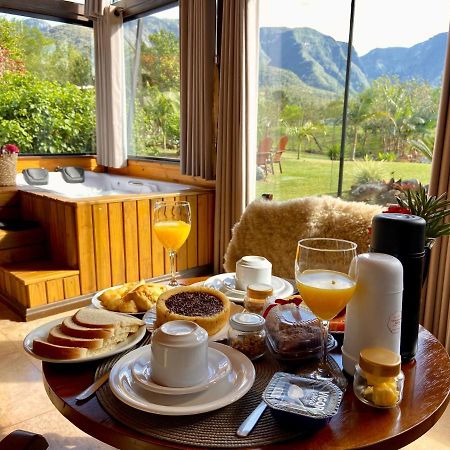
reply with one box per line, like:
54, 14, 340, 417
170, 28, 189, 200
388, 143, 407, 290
0, 153, 18, 186
422, 238, 435, 287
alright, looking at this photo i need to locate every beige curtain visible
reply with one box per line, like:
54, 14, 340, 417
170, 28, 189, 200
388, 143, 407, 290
214, 0, 259, 273
89, 4, 127, 168
422, 26, 450, 352
179, 0, 216, 180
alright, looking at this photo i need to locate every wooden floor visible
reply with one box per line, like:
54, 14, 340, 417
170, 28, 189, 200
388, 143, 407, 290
0, 300, 449, 449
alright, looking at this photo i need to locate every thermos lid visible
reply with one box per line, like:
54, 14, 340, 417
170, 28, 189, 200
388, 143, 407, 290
370, 213, 426, 256
353, 253, 403, 294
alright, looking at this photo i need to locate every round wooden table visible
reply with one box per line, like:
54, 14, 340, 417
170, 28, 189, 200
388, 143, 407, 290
42, 325, 450, 450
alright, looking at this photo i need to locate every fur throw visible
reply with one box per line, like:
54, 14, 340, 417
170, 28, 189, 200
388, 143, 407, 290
224, 196, 382, 279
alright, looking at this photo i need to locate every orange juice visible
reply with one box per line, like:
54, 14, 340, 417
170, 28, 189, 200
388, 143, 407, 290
154, 221, 191, 251
296, 270, 356, 321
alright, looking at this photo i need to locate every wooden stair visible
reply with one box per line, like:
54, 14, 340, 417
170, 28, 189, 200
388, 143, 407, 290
0, 227, 47, 264
0, 259, 80, 311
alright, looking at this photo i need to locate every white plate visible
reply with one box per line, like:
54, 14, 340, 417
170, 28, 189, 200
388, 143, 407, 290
143, 302, 244, 341
23, 317, 146, 364
131, 346, 231, 395
203, 273, 294, 303
109, 342, 255, 415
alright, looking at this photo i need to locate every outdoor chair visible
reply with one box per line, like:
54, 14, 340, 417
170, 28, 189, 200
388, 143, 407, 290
223, 196, 382, 279
271, 135, 288, 173
256, 136, 274, 175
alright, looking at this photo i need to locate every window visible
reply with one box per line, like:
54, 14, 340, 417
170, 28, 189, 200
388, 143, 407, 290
124, 5, 180, 160
0, 14, 95, 154
256, 0, 449, 205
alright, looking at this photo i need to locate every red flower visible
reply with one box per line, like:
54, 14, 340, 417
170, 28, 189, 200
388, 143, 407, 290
2, 144, 20, 154
384, 204, 411, 215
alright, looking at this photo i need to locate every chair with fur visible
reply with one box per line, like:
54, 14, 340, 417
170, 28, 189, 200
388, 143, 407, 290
224, 196, 382, 280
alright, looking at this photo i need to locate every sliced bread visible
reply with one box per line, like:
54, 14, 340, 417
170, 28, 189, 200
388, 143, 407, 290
48, 325, 105, 350
73, 307, 144, 332
61, 316, 114, 339
32, 339, 88, 360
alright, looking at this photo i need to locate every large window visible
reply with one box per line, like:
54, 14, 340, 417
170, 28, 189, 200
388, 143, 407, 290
256, 0, 449, 205
0, 14, 95, 154
124, 5, 180, 159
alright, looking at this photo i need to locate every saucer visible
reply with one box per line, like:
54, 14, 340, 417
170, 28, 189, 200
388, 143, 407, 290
202, 273, 294, 303
109, 342, 255, 415
131, 346, 232, 395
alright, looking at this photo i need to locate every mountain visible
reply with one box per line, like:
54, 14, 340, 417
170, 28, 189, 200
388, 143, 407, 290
259, 27, 369, 94
360, 32, 447, 86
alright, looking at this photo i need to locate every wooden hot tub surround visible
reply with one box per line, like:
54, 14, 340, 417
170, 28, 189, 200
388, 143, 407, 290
0, 187, 214, 320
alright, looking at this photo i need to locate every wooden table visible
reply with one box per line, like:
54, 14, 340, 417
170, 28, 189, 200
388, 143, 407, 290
42, 287, 450, 449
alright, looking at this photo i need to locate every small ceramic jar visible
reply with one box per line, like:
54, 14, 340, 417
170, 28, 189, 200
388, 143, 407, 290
228, 312, 266, 360
353, 347, 404, 408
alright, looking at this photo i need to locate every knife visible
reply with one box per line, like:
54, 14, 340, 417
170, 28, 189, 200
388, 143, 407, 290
236, 401, 268, 437
76, 370, 110, 401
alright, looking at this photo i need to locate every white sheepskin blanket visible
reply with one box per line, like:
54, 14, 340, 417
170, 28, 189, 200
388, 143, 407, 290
224, 196, 382, 279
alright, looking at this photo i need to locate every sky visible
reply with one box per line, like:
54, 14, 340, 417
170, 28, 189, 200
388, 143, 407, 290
259, 0, 450, 55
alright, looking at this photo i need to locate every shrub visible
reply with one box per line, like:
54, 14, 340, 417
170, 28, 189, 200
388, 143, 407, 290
353, 156, 386, 185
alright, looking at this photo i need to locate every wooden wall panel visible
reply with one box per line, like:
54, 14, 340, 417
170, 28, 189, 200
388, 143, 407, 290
27, 282, 47, 307
63, 275, 81, 299
46, 279, 64, 303
17, 156, 102, 173
92, 204, 112, 290
187, 196, 198, 269
150, 198, 165, 277
108, 203, 126, 286
197, 194, 210, 266
137, 199, 152, 280
76, 204, 96, 294
64, 205, 78, 268
123, 201, 139, 282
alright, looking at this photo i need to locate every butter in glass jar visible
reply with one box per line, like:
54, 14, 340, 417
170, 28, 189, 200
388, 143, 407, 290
244, 283, 273, 315
353, 347, 404, 408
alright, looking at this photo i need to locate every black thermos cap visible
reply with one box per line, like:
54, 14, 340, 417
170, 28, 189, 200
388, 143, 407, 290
370, 213, 426, 257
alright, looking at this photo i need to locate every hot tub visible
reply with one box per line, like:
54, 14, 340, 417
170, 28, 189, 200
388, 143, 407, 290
16, 171, 193, 198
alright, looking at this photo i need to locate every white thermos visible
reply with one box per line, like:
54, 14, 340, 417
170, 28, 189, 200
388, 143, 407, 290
342, 253, 403, 376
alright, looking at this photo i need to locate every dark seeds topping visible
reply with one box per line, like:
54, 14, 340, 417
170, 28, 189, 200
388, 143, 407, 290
166, 292, 223, 316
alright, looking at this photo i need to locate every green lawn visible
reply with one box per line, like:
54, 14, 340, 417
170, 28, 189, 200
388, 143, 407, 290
256, 150, 432, 202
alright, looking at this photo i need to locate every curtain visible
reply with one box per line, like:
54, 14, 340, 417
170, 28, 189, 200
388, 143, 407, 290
422, 26, 450, 352
179, 0, 216, 180
89, 3, 127, 168
214, 0, 260, 273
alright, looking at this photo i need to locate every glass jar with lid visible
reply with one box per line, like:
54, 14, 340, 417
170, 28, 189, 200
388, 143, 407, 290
244, 283, 273, 315
228, 312, 266, 360
353, 347, 404, 408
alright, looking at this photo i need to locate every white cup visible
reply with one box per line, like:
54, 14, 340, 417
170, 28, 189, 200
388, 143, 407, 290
235, 256, 272, 291
150, 320, 209, 388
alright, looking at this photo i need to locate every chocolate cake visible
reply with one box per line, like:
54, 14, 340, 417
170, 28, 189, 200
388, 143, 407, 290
155, 286, 230, 336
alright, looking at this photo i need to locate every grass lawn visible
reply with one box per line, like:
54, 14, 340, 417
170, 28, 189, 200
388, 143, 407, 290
256, 150, 432, 202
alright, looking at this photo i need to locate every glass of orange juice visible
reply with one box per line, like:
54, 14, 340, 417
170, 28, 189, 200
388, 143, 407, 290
154, 201, 191, 286
295, 238, 358, 385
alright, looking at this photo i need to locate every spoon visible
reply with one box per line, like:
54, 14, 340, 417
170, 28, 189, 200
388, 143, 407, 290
236, 401, 268, 437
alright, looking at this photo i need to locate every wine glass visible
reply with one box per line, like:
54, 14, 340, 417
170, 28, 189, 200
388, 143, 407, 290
153, 201, 191, 286
295, 238, 358, 385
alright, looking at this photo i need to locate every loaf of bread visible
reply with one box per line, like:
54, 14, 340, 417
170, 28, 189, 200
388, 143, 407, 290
32, 307, 144, 360
155, 286, 230, 336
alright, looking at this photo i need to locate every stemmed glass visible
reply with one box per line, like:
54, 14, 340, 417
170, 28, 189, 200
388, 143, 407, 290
295, 238, 358, 385
153, 201, 191, 286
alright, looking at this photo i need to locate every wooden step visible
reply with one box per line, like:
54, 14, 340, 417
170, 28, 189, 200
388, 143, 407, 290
0, 243, 47, 265
0, 260, 80, 308
0, 227, 45, 250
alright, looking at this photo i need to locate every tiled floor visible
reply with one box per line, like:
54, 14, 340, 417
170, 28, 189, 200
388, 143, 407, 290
0, 301, 449, 450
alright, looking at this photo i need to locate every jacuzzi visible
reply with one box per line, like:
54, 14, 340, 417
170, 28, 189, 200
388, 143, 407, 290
16, 171, 193, 199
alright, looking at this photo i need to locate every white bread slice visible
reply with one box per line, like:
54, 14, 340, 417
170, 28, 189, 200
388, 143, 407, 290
61, 316, 114, 339
48, 325, 105, 350
32, 339, 88, 360
73, 307, 144, 332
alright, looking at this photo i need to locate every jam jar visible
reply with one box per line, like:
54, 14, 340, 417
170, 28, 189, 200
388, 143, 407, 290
244, 283, 273, 315
228, 312, 266, 360
353, 347, 404, 408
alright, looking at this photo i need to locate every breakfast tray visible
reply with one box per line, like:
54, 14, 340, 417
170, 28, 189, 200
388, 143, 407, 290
95, 341, 341, 448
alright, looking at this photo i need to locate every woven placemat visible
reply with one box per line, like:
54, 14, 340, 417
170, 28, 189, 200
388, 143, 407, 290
94, 337, 340, 448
